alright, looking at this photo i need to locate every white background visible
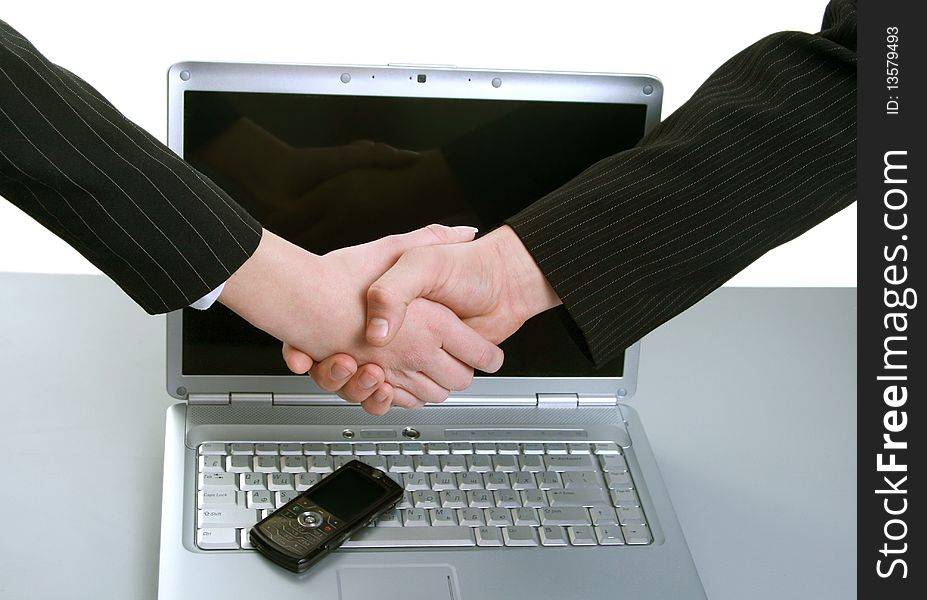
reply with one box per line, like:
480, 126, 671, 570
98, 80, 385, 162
0, 0, 855, 285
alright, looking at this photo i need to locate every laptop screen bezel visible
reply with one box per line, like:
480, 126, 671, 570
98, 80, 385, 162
165, 62, 660, 401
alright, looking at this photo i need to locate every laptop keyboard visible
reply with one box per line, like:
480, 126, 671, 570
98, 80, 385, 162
196, 441, 652, 550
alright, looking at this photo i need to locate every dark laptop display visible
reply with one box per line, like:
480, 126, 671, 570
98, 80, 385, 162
181, 91, 646, 377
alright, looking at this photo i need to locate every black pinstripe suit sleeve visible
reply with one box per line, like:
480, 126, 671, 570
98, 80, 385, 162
0, 19, 262, 314
506, 0, 857, 366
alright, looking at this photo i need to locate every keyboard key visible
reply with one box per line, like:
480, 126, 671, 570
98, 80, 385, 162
275, 490, 298, 507
226, 455, 251, 473
545, 443, 568, 455
520, 489, 547, 508
307, 456, 334, 474
414, 455, 440, 473
330, 443, 353, 455
378, 443, 401, 455
610, 490, 640, 507
333, 456, 352, 470
539, 507, 590, 526
412, 490, 440, 509
426, 443, 450, 455
430, 473, 456, 491
199, 443, 226, 456
521, 443, 545, 455
402, 509, 429, 526
589, 505, 619, 526
502, 526, 538, 547
430, 508, 457, 526
596, 525, 626, 545
467, 455, 492, 472
561, 471, 602, 489
599, 455, 628, 472
492, 455, 518, 472
512, 472, 537, 490
295, 472, 321, 491
513, 507, 540, 526
388, 456, 414, 473
247, 490, 274, 510
199, 455, 225, 473
279, 443, 303, 455
547, 489, 608, 507
457, 508, 485, 526
475, 526, 504, 547
616, 506, 645, 524
545, 455, 594, 471
239, 472, 265, 491
457, 472, 483, 490
353, 443, 376, 455
536, 471, 563, 490
593, 443, 621, 455
254, 444, 278, 455
440, 490, 467, 509
519, 455, 545, 472
199, 472, 236, 490
494, 490, 520, 509
268, 473, 294, 491
197, 528, 237, 549
450, 443, 473, 455
567, 525, 597, 546
474, 443, 496, 454
239, 527, 254, 549
467, 490, 493, 509
302, 443, 327, 455
358, 456, 387, 470
497, 443, 519, 455
397, 492, 413, 509
281, 456, 307, 473
198, 508, 258, 528
198, 490, 242, 508
484, 508, 513, 526
539, 525, 569, 546
401, 443, 424, 455
376, 510, 402, 527
604, 472, 633, 490
253, 456, 279, 473
344, 526, 475, 548
568, 444, 591, 454
485, 473, 510, 490
229, 443, 254, 455
621, 525, 652, 545
441, 455, 467, 472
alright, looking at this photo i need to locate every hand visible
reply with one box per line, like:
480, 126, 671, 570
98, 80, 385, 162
264, 149, 468, 253
285, 226, 561, 407
218, 225, 505, 413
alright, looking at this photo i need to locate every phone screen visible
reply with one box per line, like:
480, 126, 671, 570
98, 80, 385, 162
309, 468, 387, 521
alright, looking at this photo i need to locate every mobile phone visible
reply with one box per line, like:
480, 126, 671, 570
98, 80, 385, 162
249, 460, 403, 573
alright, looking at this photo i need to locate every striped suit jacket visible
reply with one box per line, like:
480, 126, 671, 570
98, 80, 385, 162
2, 2, 855, 368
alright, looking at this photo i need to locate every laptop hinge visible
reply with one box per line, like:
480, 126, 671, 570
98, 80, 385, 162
230, 393, 273, 406
536, 393, 579, 407
187, 393, 230, 405
577, 395, 619, 407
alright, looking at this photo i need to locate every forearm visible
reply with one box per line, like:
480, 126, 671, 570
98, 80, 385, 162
0, 19, 260, 313
506, 1, 856, 366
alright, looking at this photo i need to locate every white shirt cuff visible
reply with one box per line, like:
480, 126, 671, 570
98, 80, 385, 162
189, 282, 226, 310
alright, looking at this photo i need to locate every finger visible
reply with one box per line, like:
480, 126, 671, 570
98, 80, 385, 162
336, 363, 388, 403
282, 343, 314, 374
308, 354, 359, 391
360, 383, 395, 416
439, 316, 505, 374
391, 372, 449, 405
365, 241, 453, 347
422, 351, 474, 392
383, 386, 427, 410
314, 141, 419, 180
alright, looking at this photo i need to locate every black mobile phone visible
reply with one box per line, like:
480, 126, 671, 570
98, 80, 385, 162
249, 460, 403, 573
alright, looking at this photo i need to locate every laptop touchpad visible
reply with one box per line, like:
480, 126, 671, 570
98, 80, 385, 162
338, 566, 459, 600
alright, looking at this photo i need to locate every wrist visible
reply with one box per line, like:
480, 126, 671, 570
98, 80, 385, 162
219, 229, 325, 349
482, 225, 561, 323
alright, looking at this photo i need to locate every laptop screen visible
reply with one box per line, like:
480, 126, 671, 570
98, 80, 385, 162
181, 90, 647, 378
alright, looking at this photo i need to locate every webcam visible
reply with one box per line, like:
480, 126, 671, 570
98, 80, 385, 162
416, 74, 427, 83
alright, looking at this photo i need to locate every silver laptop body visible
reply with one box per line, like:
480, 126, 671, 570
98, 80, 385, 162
157, 62, 705, 599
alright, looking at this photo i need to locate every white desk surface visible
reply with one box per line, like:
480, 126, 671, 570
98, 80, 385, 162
0, 274, 855, 599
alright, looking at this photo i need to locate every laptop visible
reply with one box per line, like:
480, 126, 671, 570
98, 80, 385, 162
157, 62, 705, 599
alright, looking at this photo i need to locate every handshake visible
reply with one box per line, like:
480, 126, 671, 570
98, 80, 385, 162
218, 224, 562, 415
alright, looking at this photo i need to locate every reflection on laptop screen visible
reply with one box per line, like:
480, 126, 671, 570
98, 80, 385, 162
181, 91, 647, 378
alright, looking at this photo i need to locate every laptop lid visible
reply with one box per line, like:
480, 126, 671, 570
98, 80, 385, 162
165, 62, 660, 402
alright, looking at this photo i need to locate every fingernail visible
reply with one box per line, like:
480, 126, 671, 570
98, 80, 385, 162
367, 318, 389, 340
359, 373, 378, 389
455, 226, 479, 234
331, 364, 351, 380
